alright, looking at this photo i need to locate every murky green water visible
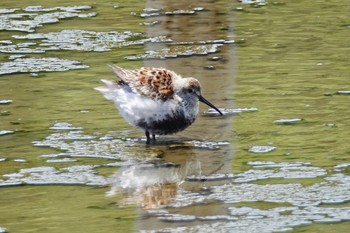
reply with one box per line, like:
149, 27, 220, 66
0, 0, 349, 232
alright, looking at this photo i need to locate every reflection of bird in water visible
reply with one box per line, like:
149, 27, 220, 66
95, 65, 223, 143
106, 163, 181, 209
134, 182, 177, 209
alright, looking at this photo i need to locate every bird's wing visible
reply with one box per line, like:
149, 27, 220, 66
108, 64, 175, 100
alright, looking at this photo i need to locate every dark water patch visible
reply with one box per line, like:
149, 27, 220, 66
0, 111, 11, 116
0, 57, 89, 75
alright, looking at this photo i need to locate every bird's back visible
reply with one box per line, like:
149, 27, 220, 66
108, 65, 179, 101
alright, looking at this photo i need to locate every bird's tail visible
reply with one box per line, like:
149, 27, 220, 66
94, 79, 119, 101
108, 64, 135, 83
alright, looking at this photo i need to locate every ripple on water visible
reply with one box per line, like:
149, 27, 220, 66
273, 118, 303, 124
0, 130, 14, 136
203, 107, 258, 117
186, 173, 235, 182
248, 145, 276, 153
1, 122, 349, 232
139, 159, 350, 232
158, 214, 197, 223
12, 158, 26, 163
240, 0, 268, 6
0, 99, 12, 104
337, 90, 350, 95
138, 7, 204, 18
186, 140, 230, 150
1, 165, 107, 186
107, 163, 181, 193
46, 158, 77, 163
0, 57, 89, 75
126, 39, 235, 61
0, 5, 95, 32
49, 122, 83, 130
9, 30, 170, 53
145, 165, 349, 233
125, 43, 223, 60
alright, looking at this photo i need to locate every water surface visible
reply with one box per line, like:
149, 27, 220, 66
1, 0, 349, 232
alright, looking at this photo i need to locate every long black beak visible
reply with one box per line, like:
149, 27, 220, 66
199, 95, 223, 116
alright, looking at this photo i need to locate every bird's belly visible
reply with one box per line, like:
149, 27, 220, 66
111, 92, 197, 135
136, 111, 195, 135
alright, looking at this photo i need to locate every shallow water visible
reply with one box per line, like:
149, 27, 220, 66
1, 0, 350, 232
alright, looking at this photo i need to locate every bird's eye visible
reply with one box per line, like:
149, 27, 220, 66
188, 89, 193, 93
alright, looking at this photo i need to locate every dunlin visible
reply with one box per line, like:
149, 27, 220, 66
95, 65, 223, 143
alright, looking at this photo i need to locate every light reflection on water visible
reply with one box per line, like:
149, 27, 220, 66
0, 122, 349, 232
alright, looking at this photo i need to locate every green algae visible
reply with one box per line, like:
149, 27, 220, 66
0, 186, 136, 233
233, 0, 350, 172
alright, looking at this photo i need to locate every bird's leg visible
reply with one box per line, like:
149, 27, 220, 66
152, 134, 156, 142
145, 131, 151, 144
